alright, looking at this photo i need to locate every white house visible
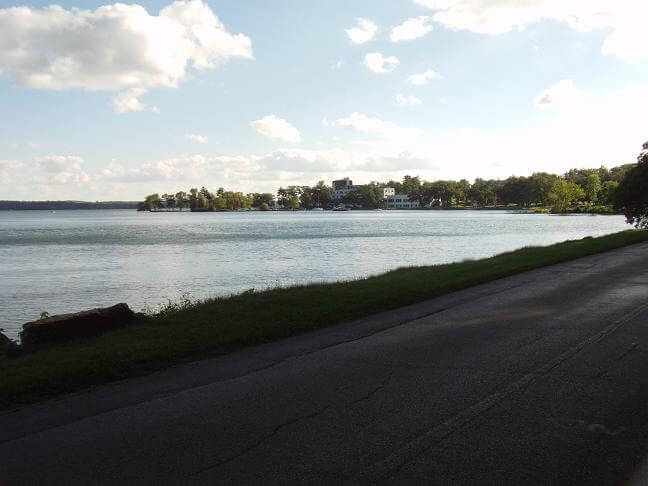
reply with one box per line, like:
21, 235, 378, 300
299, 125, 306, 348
385, 194, 420, 209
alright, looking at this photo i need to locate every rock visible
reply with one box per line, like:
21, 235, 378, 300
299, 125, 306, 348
20, 303, 136, 347
0, 330, 20, 356
0, 331, 10, 346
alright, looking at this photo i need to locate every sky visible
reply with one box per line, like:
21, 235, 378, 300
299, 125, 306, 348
2, 0, 648, 200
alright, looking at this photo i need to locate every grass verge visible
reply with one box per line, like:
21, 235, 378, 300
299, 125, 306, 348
2, 229, 648, 410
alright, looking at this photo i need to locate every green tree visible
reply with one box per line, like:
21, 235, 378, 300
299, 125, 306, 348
469, 179, 500, 206
500, 176, 535, 207
608, 164, 635, 182
599, 180, 619, 206
454, 179, 471, 206
137, 193, 161, 211
197, 193, 209, 209
298, 186, 315, 209
312, 180, 332, 208
175, 191, 188, 210
277, 186, 301, 209
287, 195, 300, 210
163, 193, 176, 210
583, 173, 602, 203
528, 172, 560, 206
189, 188, 199, 209
548, 180, 585, 213
615, 142, 648, 228
423, 180, 455, 208
250, 193, 275, 208
343, 184, 384, 209
402, 175, 422, 202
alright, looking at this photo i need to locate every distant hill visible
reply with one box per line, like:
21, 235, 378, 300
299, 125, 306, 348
0, 201, 138, 210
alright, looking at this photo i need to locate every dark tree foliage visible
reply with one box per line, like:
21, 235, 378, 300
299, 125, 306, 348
615, 142, 648, 228
250, 193, 275, 208
343, 183, 384, 209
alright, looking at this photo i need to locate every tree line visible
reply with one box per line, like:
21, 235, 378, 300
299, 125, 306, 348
137, 187, 271, 211
140, 162, 635, 213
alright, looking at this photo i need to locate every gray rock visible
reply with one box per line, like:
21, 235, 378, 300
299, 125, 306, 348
21, 303, 136, 347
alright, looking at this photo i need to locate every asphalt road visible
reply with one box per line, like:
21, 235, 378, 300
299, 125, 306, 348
2, 241, 648, 485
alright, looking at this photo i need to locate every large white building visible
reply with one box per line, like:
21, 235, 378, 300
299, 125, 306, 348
331, 178, 421, 209
385, 194, 420, 209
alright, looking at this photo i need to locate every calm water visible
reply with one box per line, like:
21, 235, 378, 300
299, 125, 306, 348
0, 209, 629, 339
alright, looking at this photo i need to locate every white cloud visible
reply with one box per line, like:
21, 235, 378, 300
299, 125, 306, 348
334, 112, 426, 142
390, 16, 434, 42
0, 1, 253, 112
534, 79, 584, 107
185, 133, 209, 144
332, 60, 345, 70
34, 155, 90, 184
0, 160, 25, 184
97, 155, 257, 183
112, 88, 149, 113
364, 53, 400, 73
36, 155, 84, 173
345, 18, 378, 44
250, 115, 301, 143
413, 0, 648, 61
407, 69, 442, 85
395, 94, 423, 106
335, 113, 401, 135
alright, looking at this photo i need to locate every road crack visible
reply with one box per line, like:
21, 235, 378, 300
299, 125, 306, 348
188, 403, 334, 477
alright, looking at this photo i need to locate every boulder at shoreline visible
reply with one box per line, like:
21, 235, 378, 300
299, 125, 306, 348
21, 303, 136, 347
0, 330, 20, 356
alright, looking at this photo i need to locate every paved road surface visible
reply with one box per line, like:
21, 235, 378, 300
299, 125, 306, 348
2, 242, 648, 485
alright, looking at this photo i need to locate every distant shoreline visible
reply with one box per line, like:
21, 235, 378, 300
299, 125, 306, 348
0, 201, 138, 210
0, 202, 621, 215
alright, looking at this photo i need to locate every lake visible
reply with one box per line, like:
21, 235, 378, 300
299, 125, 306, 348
0, 209, 629, 339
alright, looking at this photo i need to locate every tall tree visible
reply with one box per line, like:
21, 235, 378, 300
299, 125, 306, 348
599, 180, 619, 206
402, 175, 422, 202
423, 180, 455, 208
469, 179, 500, 206
175, 191, 188, 210
615, 142, 648, 228
548, 180, 585, 213
250, 193, 275, 208
312, 180, 332, 208
528, 172, 560, 206
583, 173, 602, 203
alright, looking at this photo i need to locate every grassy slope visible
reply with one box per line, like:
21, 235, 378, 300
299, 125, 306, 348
2, 229, 647, 410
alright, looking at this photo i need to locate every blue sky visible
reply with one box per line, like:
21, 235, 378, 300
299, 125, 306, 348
2, 0, 648, 200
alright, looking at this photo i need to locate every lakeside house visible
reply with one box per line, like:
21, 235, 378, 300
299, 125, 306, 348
385, 194, 420, 209
332, 178, 416, 209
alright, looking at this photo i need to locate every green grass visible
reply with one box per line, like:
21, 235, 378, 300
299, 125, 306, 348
2, 229, 647, 410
